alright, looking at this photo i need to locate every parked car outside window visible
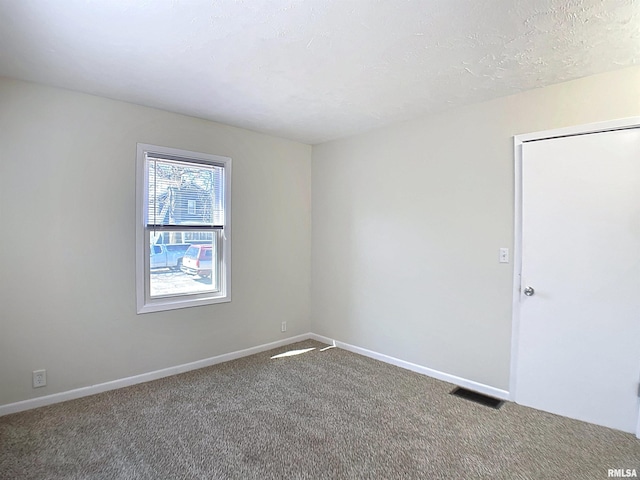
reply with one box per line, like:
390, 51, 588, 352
181, 245, 213, 278
150, 243, 191, 270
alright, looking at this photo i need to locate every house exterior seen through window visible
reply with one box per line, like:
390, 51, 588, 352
136, 144, 231, 313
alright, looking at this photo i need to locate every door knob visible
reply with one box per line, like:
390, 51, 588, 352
523, 286, 535, 296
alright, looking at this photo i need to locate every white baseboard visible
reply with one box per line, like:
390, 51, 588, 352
0, 333, 312, 417
1, 332, 509, 417
310, 333, 510, 401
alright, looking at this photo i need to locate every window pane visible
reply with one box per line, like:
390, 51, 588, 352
146, 157, 224, 227
137, 144, 231, 313
149, 231, 218, 298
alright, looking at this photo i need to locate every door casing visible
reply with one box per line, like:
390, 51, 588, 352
510, 116, 640, 439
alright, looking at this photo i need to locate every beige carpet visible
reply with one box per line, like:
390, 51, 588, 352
1, 340, 639, 479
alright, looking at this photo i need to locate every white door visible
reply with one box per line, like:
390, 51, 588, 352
516, 126, 640, 434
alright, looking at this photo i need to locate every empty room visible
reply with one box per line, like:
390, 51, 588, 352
1, 1, 639, 478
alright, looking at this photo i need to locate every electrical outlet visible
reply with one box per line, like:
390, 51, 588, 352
33, 369, 47, 388
281, 321, 287, 332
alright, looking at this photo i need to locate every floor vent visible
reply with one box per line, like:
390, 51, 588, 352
450, 387, 504, 409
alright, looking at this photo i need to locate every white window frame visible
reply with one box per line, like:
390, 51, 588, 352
136, 143, 232, 313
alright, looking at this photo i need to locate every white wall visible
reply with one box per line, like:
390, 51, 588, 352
0, 77, 312, 406
311, 66, 640, 390
3, 66, 639, 407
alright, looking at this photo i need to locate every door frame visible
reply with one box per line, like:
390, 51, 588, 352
509, 116, 640, 438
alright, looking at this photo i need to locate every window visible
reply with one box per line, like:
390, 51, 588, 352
136, 143, 231, 313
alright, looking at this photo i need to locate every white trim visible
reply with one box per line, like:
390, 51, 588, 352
514, 116, 640, 144
2, 332, 512, 417
0, 334, 310, 417
511, 116, 640, 437
508, 138, 523, 402
310, 334, 509, 401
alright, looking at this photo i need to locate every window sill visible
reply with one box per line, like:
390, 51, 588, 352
137, 293, 231, 314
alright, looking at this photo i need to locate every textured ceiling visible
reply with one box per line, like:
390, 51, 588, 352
0, 0, 638, 144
